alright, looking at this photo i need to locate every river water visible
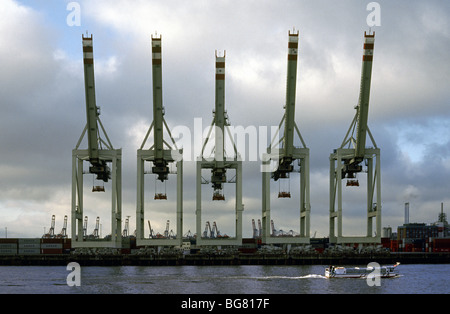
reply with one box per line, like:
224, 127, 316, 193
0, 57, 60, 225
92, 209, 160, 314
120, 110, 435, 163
0, 264, 448, 294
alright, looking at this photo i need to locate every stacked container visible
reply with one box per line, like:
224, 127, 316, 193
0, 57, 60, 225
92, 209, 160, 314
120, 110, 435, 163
0, 238, 18, 255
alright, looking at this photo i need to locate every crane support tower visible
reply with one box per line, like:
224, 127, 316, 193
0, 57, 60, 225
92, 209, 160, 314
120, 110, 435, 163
261, 29, 310, 244
136, 34, 183, 247
196, 50, 243, 246
72, 34, 122, 248
329, 31, 381, 245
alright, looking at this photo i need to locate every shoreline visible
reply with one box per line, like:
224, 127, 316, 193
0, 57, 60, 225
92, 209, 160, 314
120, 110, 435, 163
0, 252, 448, 266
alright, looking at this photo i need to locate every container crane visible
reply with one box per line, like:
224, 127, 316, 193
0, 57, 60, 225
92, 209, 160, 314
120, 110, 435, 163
262, 29, 310, 244
72, 33, 122, 248
252, 219, 258, 239
203, 221, 212, 238
43, 215, 56, 238
257, 219, 262, 238
83, 216, 88, 239
89, 216, 100, 239
148, 220, 154, 238
122, 216, 130, 237
329, 31, 381, 245
136, 34, 183, 247
57, 215, 68, 238
196, 50, 243, 246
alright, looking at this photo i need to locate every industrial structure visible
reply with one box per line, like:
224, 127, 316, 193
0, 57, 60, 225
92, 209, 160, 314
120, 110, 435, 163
196, 50, 243, 246
261, 29, 310, 244
71, 34, 122, 248
329, 31, 381, 244
136, 34, 183, 247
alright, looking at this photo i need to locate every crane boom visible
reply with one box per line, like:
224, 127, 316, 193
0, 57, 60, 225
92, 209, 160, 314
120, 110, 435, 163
82, 34, 110, 182
150, 35, 170, 182
342, 31, 376, 177
284, 30, 299, 158
211, 51, 227, 191
273, 30, 300, 181
354, 32, 375, 159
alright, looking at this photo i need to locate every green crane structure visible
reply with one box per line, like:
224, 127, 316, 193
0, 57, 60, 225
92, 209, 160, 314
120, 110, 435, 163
136, 34, 183, 247
72, 34, 122, 248
196, 50, 243, 246
329, 31, 381, 244
262, 29, 310, 244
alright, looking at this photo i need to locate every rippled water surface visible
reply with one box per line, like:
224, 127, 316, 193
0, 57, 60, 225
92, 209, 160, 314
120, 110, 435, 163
0, 264, 448, 294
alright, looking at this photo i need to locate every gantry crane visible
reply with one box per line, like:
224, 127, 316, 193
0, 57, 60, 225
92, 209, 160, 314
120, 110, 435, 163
88, 216, 100, 240
43, 215, 56, 238
329, 31, 381, 244
57, 215, 68, 239
196, 50, 243, 246
136, 34, 183, 247
262, 29, 310, 244
122, 216, 130, 237
72, 34, 122, 248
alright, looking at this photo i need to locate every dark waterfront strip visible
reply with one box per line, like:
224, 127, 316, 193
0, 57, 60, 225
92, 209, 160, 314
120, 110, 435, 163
0, 252, 449, 266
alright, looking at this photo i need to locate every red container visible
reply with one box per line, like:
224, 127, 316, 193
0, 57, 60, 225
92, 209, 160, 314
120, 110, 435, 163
41, 249, 63, 254
41, 238, 63, 244
0, 238, 18, 244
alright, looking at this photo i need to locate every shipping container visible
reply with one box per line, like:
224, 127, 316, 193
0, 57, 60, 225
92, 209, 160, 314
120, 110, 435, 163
41, 238, 64, 244
0, 238, 18, 244
433, 238, 450, 252
0, 248, 17, 255
41, 249, 63, 254
18, 238, 41, 245
41, 243, 63, 249
0, 243, 18, 249
18, 243, 40, 249
18, 248, 40, 255
63, 238, 72, 249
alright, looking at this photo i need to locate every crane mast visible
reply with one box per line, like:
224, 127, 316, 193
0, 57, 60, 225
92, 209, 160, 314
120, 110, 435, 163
82, 35, 111, 182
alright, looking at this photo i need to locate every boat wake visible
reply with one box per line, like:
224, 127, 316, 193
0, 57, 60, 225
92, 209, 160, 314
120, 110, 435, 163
230, 274, 327, 280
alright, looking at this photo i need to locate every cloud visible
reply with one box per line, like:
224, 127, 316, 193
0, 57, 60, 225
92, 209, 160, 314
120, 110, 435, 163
1, 0, 450, 238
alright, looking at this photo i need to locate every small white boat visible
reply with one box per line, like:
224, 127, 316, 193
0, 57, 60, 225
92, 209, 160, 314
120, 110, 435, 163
325, 262, 400, 278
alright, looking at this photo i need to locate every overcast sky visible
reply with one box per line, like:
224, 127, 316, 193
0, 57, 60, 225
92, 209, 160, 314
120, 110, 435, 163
1, 0, 449, 239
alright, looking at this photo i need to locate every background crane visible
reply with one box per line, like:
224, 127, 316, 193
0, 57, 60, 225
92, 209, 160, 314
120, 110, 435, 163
57, 215, 68, 239
262, 29, 310, 245
329, 31, 381, 245
42, 215, 56, 238
72, 33, 122, 248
